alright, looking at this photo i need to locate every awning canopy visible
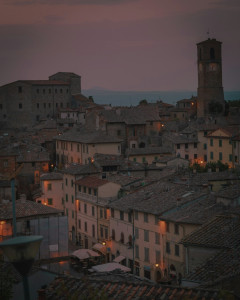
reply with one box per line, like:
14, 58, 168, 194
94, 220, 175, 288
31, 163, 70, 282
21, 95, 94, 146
71, 249, 100, 260
92, 243, 106, 254
113, 255, 125, 263
91, 262, 131, 273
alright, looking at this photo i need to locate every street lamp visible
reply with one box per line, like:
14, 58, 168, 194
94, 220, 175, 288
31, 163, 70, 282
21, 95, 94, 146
0, 235, 43, 300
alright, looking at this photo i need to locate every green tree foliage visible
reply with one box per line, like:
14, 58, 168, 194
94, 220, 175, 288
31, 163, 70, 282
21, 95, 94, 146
191, 161, 229, 173
139, 99, 148, 105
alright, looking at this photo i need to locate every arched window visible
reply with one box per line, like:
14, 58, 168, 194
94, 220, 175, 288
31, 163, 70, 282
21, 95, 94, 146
210, 47, 215, 59
120, 232, 124, 244
112, 229, 115, 240
128, 235, 132, 247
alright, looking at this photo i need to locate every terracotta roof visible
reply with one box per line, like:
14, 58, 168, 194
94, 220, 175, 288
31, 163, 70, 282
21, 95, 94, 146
40, 272, 223, 299
126, 146, 172, 156
75, 176, 109, 188
40, 172, 63, 181
62, 162, 101, 175
0, 199, 63, 220
109, 181, 207, 214
54, 128, 122, 144
181, 214, 240, 249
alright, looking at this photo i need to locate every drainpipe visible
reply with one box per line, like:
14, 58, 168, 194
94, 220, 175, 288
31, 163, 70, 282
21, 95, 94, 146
132, 209, 135, 275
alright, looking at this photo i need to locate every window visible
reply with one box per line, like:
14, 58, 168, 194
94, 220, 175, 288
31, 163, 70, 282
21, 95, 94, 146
37, 103, 39, 109
210, 152, 214, 160
100, 209, 103, 218
234, 141, 236, 149
175, 244, 180, 256
120, 211, 124, 220
120, 232, 124, 244
65, 178, 68, 186
185, 143, 188, 149
177, 144, 180, 149
135, 245, 139, 258
111, 208, 114, 218
144, 213, 148, 223
174, 224, 179, 235
104, 209, 107, 219
47, 183, 52, 191
49, 89, 51, 94
55, 89, 57, 93
3, 160, 8, 167
37, 89, 39, 94
71, 179, 74, 187
94, 189, 97, 196
92, 225, 95, 237
194, 143, 197, 148
84, 222, 87, 232
135, 211, 138, 220
92, 206, 95, 216
219, 140, 222, 147
78, 219, 81, 229
18, 86, 22, 93
78, 185, 81, 192
128, 212, 132, 223
84, 203, 87, 214
56, 103, 58, 108
219, 152, 222, 161
185, 154, 189, 160
66, 208, 68, 216
155, 215, 159, 225
112, 229, 115, 240
166, 242, 170, 254
60, 89, 63, 94
204, 131, 207, 136
84, 186, 86, 193
48, 103, 51, 108
166, 222, 169, 232
144, 230, 149, 242
204, 143, 207, 150
105, 228, 108, 239
62, 197, 64, 205
133, 157, 137, 162
65, 194, 68, 202
155, 232, 160, 245
72, 210, 74, 219
156, 250, 161, 264
117, 130, 121, 136
43, 89, 45, 94
229, 154, 232, 162
135, 227, 139, 239
0, 104, 2, 110
142, 157, 146, 163
72, 195, 74, 204
144, 247, 149, 262
47, 198, 53, 205
19, 103, 22, 109
88, 188, 91, 194
60, 103, 63, 108
194, 154, 197, 159
210, 139, 213, 146
44, 103, 46, 108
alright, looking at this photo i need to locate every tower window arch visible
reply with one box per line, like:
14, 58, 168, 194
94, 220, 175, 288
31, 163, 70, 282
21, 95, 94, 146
210, 48, 215, 59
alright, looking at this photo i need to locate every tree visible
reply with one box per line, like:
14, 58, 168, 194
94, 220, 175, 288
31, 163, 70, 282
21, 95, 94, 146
139, 99, 148, 105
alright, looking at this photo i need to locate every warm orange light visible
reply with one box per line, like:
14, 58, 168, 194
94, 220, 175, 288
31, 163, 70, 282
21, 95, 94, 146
191, 102, 194, 106
102, 241, 106, 246
155, 263, 159, 268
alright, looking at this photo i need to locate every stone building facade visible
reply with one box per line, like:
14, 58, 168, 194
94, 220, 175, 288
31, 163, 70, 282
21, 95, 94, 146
0, 72, 81, 128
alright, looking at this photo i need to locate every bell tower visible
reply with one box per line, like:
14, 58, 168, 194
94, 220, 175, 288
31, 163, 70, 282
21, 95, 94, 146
197, 38, 225, 118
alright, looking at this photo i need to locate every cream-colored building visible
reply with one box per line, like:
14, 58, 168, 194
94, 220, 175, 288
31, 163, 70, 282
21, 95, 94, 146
108, 181, 209, 281
37, 172, 64, 210
75, 176, 121, 250
207, 128, 236, 167
55, 129, 122, 167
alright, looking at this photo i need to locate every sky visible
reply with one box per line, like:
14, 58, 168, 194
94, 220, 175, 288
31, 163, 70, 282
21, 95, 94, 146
0, 0, 240, 91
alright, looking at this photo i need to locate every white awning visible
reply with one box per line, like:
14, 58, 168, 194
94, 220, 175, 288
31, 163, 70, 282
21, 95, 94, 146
91, 262, 131, 273
92, 243, 106, 254
71, 249, 100, 260
113, 255, 125, 263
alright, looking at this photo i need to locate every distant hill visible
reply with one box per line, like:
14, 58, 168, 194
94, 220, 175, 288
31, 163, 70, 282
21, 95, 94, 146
82, 89, 240, 107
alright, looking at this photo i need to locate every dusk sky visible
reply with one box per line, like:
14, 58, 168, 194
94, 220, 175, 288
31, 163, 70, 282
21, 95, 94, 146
0, 0, 240, 91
